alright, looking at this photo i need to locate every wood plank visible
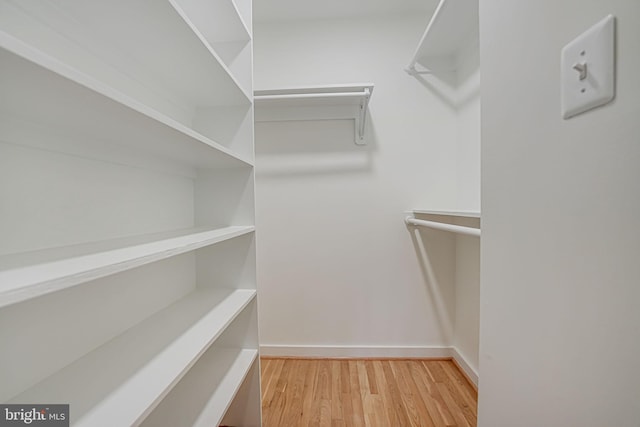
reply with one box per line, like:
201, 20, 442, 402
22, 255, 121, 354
437, 382, 473, 427
395, 361, 436, 427
300, 359, 319, 426
439, 361, 478, 426
421, 360, 457, 426
331, 361, 344, 423
261, 358, 284, 406
381, 361, 412, 427
408, 361, 449, 427
280, 359, 305, 427
364, 361, 378, 395
348, 361, 366, 427
371, 360, 397, 427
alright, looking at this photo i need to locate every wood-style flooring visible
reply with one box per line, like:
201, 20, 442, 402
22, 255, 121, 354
260, 358, 477, 427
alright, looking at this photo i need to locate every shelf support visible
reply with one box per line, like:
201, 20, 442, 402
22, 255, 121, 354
356, 87, 371, 145
405, 63, 433, 76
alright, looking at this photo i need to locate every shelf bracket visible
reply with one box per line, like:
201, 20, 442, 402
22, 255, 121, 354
254, 84, 374, 146
356, 87, 371, 145
405, 63, 433, 76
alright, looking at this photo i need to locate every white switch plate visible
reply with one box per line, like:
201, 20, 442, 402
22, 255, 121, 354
561, 15, 615, 119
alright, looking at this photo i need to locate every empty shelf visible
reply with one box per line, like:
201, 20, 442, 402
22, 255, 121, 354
406, 217, 480, 237
140, 349, 258, 427
0, 0, 251, 106
411, 209, 480, 219
0, 32, 252, 169
0, 226, 255, 308
406, 209, 480, 237
8, 288, 257, 426
407, 0, 478, 74
254, 84, 374, 144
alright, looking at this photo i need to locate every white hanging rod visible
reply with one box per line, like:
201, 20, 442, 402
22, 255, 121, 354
405, 216, 481, 237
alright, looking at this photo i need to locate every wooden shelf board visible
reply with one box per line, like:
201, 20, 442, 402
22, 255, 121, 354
8, 288, 257, 427
0, 226, 255, 308
140, 349, 258, 427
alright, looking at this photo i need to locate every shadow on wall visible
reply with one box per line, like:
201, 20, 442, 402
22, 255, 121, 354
408, 48, 480, 111
254, 115, 377, 178
406, 224, 456, 342
410, 69, 480, 111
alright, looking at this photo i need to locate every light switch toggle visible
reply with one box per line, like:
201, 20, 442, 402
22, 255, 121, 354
572, 62, 587, 80
560, 14, 615, 119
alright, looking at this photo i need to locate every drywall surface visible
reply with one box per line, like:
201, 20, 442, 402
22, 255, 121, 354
254, 15, 473, 354
479, 1, 640, 426
454, 235, 480, 376
456, 45, 481, 212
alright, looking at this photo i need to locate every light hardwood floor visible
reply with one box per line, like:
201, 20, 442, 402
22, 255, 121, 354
260, 358, 477, 427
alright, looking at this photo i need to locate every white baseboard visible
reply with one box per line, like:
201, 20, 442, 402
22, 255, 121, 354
450, 347, 479, 387
259, 344, 478, 388
259, 344, 452, 359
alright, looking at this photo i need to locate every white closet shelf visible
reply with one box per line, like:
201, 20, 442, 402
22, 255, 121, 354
0, 33, 252, 169
8, 288, 257, 426
141, 349, 258, 427
254, 84, 374, 145
0, 0, 251, 106
171, 0, 252, 44
0, 226, 255, 308
411, 209, 480, 218
406, 209, 480, 237
407, 0, 478, 74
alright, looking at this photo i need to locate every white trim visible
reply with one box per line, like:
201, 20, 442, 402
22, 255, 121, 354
450, 347, 479, 387
259, 345, 452, 359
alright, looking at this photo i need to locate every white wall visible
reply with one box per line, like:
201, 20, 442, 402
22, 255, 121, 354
254, 14, 477, 356
456, 43, 481, 212
454, 235, 480, 379
479, 1, 640, 426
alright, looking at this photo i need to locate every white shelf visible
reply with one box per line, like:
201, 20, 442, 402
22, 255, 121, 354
1, 0, 260, 422
8, 288, 257, 427
407, 209, 480, 237
167, 0, 253, 97
0, 0, 251, 108
0, 226, 255, 308
172, 0, 252, 45
407, 0, 478, 73
0, 33, 252, 169
412, 209, 481, 219
254, 84, 373, 106
140, 349, 258, 427
254, 84, 374, 144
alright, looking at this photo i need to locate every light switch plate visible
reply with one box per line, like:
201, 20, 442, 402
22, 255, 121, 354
561, 15, 615, 119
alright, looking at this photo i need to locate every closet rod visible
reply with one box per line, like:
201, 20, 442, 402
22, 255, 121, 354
405, 217, 481, 237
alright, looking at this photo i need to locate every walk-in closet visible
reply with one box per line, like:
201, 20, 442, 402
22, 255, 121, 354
1, 0, 639, 426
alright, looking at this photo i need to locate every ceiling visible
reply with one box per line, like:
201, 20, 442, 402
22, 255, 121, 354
253, 0, 437, 23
